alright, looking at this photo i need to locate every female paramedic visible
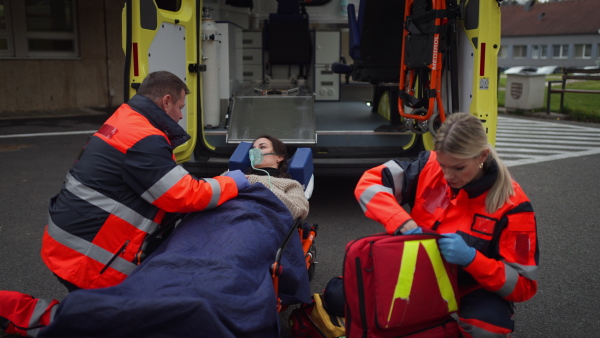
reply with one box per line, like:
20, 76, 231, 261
354, 113, 538, 337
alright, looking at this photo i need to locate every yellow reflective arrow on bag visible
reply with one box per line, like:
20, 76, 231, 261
387, 238, 458, 323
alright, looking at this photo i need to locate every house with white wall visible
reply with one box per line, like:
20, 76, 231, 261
500, 0, 600, 69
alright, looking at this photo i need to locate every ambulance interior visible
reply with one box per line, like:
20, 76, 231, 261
199, 0, 418, 166
126, 0, 500, 175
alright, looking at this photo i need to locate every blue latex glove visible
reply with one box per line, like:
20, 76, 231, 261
437, 233, 476, 266
224, 170, 249, 191
393, 225, 422, 235
403, 227, 423, 235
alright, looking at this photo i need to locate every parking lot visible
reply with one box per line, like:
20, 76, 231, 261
1, 114, 600, 337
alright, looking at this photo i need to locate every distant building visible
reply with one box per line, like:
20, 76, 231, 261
500, 0, 600, 69
0, 1, 125, 115
1, 0, 598, 116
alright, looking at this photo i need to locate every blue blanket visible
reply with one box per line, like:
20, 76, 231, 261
40, 184, 311, 338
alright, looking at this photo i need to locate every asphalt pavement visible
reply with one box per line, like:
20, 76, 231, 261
1, 111, 599, 337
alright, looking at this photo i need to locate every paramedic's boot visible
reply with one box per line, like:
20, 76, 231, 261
0, 316, 13, 337
0, 317, 21, 338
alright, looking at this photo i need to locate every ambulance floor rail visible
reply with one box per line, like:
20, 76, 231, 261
546, 67, 600, 114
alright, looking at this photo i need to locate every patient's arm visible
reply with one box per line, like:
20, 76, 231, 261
247, 175, 309, 220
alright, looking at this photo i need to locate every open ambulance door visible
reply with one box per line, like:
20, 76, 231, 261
458, 0, 501, 148
432, 0, 500, 149
122, 0, 200, 163
399, 0, 500, 151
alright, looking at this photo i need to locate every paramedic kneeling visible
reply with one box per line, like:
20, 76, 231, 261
355, 113, 538, 337
41, 71, 249, 291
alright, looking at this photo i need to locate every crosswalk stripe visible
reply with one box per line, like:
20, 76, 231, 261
498, 133, 600, 142
495, 143, 588, 150
497, 138, 600, 146
495, 116, 600, 168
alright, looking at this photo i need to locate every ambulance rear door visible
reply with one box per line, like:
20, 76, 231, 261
123, 0, 200, 163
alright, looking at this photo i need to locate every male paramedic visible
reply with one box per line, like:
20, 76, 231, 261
41, 70, 249, 291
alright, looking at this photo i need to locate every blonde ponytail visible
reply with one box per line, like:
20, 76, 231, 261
485, 146, 514, 213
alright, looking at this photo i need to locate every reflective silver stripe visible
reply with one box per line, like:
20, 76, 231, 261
27, 298, 57, 337
65, 172, 159, 234
47, 216, 138, 276
458, 319, 509, 338
49, 305, 58, 324
357, 160, 402, 213
141, 165, 188, 203
383, 160, 405, 200
497, 262, 520, 297
358, 185, 393, 213
506, 261, 538, 281
497, 260, 539, 298
203, 178, 222, 209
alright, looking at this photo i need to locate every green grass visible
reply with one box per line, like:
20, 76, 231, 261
498, 75, 600, 123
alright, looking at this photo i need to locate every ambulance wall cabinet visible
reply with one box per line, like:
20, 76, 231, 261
314, 31, 341, 101
242, 31, 263, 82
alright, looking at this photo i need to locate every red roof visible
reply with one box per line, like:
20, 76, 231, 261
501, 0, 600, 36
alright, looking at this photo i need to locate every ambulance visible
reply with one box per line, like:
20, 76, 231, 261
122, 0, 500, 176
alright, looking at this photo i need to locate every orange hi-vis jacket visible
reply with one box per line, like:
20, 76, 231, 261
355, 151, 538, 303
41, 95, 239, 289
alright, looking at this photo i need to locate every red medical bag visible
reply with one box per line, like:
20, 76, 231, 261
343, 233, 461, 337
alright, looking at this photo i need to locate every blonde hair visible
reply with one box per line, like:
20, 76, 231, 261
434, 113, 513, 213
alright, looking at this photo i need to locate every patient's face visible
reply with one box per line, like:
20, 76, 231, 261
252, 138, 284, 169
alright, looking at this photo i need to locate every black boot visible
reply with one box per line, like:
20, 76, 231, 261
0, 316, 9, 336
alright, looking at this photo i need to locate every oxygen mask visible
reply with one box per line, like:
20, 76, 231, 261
249, 148, 278, 190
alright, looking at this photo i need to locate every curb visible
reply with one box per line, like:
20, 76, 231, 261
0, 108, 111, 121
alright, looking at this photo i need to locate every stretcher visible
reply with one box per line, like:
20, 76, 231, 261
334, 0, 500, 149
228, 142, 317, 313
272, 219, 318, 313
398, 0, 461, 135
226, 81, 317, 145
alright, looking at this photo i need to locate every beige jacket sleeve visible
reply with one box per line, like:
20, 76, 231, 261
247, 175, 310, 220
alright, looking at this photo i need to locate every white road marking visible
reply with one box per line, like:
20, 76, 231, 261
2, 116, 599, 169
0, 130, 97, 139
496, 116, 600, 167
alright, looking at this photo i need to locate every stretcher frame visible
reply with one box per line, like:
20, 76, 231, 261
398, 0, 457, 124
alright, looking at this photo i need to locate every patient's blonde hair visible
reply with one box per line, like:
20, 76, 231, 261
434, 113, 513, 213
